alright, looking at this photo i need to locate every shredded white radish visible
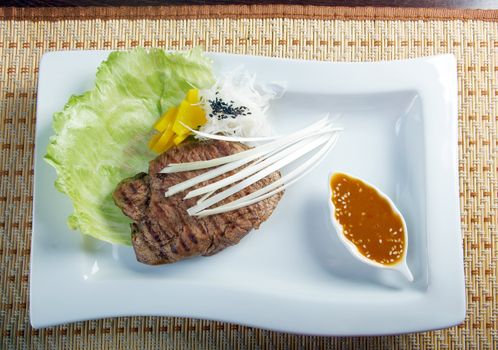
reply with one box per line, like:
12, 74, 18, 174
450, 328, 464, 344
162, 116, 342, 216
197, 67, 285, 140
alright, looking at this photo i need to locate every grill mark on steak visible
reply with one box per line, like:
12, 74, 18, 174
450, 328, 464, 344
179, 237, 190, 252
170, 243, 178, 255
132, 223, 169, 263
120, 193, 134, 211
152, 199, 171, 233
142, 220, 164, 249
128, 181, 137, 194
153, 201, 180, 242
170, 197, 194, 237
201, 217, 220, 256
209, 208, 226, 236
114, 173, 150, 222
113, 140, 283, 265
209, 212, 225, 237
175, 210, 192, 253
188, 232, 198, 244
196, 214, 209, 238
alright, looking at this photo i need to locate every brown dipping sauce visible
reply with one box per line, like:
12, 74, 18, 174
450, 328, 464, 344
330, 173, 405, 266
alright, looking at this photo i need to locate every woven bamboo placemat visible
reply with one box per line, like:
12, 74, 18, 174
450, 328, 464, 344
0, 5, 497, 349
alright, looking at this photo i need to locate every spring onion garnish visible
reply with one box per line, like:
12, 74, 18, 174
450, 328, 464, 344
179, 122, 280, 143
162, 116, 333, 173
195, 136, 339, 216
161, 115, 342, 216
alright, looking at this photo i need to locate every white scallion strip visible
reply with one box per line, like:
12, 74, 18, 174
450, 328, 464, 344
198, 133, 339, 213
197, 190, 216, 204
162, 125, 340, 175
194, 152, 274, 204
184, 136, 321, 199
186, 134, 332, 215
179, 122, 280, 142
160, 115, 332, 173
194, 133, 339, 216
163, 115, 342, 217
165, 152, 262, 197
164, 130, 319, 197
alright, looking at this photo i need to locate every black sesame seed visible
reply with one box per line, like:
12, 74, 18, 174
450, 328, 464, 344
208, 97, 252, 120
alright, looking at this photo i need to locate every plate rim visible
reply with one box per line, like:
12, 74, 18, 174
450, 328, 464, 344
30, 50, 465, 335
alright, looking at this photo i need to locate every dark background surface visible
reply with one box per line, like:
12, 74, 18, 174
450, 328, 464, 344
2, 0, 498, 9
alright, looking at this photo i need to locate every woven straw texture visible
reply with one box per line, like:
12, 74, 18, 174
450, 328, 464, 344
0, 5, 497, 349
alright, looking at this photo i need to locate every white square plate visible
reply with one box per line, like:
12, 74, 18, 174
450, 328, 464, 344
31, 51, 465, 335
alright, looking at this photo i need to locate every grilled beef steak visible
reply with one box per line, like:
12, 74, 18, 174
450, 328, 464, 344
113, 140, 283, 265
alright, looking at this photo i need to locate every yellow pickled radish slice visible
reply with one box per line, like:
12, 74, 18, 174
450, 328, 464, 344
149, 88, 206, 153
172, 101, 206, 136
173, 133, 190, 145
186, 88, 199, 104
172, 101, 191, 136
154, 107, 178, 132
151, 128, 174, 153
148, 133, 161, 149
153, 138, 175, 154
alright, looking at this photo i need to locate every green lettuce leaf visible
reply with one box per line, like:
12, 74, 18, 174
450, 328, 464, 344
44, 48, 214, 245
